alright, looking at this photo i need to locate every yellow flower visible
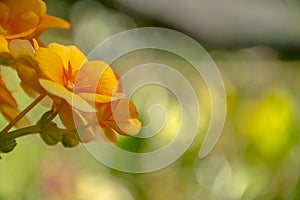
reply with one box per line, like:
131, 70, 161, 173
0, 75, 29, 128
0, 0, 70, 40
97, 98, 141, 143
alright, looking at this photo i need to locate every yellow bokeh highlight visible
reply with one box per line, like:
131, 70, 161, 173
237, 90, 294, 158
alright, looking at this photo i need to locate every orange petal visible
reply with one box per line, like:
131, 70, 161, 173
5, 28, 37, 40
35, 14, 70, 37
74, 60, 118, 96
0, 3, 9, 26
59, 104, 96, 142
97, 102, 113, 122
109, 99, 139, 121
36, 47, 64, 84
38, 0, 46, 17
8, 10, 39, 37
2, 0, 43, 18
105, 118, 141, 136
58, 103, 76, 129
39, 79, 95, 113
0, 75, 31, 127
101, 126, 117, 143
16, 63, 43, 94
0, 76, 17, 107
0, 103, 31, 128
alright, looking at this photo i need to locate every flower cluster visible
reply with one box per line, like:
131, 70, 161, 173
0, 0, 141, 154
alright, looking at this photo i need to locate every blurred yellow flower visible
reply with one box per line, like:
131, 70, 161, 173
0, 75, 29, 127
236, 91, 293, 160
0, 0, 69, 41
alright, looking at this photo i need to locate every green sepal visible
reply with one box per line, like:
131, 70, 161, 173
38, 110, 63, 146
0, 137, 17, 153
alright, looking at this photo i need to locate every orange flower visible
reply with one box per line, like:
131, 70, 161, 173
96, 98, 141, 143
0, 0, 69, 40
8, 40, 140, 143
9, 40, 123, 122
0, 75, 29, 128
35, 43, 123, 111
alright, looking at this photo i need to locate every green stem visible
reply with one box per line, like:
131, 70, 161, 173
1, 93, 46, 134
3, 125, 40, 140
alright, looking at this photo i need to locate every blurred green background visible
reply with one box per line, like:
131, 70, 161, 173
1, 0, 300, 199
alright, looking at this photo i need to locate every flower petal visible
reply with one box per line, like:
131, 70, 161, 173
8, 10, 39, 38
0, 76, 17, 107
9, 39, 42, 93
47, 44, 86, 81
102, 126, 117, 143
0, 2, 9, 26
48, 43, 70, 70
58, 103, 77, 129
59, 104, 96, 142
38, 0, 46, 17
2, 0, 43, 17
74, 60, 118, 96
39, 79, 95, 113
36, 47, 64, 85
69, 45, 87, 76
0, 75, 31, 127
35, 14, 70, 37
109, 99, 139, 121
16, 63, 43, 93
78, 92, 125, 103
20, 82, 39, 98
105, 119, 141, 136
